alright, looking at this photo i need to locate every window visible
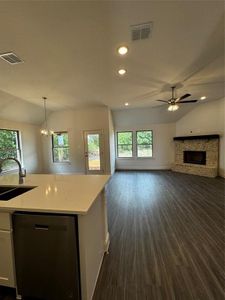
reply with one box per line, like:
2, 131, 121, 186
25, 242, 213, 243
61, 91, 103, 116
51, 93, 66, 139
117, 131, 133, 158
52, 132, 69, 163
0, 129, 21, 172
136, 130, 153, 157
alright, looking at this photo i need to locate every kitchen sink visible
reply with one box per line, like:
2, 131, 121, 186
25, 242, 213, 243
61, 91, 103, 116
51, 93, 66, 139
0, 186, 36, 201
0, 186, 15, 194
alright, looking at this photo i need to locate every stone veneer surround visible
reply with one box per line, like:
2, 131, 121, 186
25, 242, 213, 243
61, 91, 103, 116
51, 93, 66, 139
172, 136, 219, 178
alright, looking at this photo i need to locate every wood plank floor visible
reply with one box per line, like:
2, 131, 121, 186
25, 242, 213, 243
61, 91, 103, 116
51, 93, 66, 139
93, 171, 225, 300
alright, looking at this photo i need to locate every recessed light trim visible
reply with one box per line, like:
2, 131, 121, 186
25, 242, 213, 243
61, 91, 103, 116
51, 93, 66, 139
118, 46, 128, 56
118, 69, 127, 76
200, 96, 206, 100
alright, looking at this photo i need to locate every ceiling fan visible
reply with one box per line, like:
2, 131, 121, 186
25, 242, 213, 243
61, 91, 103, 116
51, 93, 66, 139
157, 86, 198, 111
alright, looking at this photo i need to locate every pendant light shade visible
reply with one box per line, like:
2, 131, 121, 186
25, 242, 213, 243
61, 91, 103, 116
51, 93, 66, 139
40, 97, 54, 136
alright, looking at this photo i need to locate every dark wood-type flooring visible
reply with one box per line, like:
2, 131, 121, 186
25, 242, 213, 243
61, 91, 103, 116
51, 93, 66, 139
1, 171, 224, 300
93, 171, 225, 300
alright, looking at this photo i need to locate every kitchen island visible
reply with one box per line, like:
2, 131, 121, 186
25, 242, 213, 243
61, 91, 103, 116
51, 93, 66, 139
0, 174, 110, 300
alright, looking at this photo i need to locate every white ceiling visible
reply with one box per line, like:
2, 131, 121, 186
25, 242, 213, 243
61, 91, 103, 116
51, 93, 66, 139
0, 1, 224, 124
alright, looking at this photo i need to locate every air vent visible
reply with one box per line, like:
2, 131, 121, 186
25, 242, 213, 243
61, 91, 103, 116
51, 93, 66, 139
0, 52, 23, 64
131, 22, 153, 41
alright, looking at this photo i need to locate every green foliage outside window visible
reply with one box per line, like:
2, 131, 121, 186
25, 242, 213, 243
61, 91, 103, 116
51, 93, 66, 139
87, 134, 101, 170
117, 130, 153, 158
52, 132, 69, 162
87, 134, 100, 153
137, 131, 153, 157
117, 132, 133, 157
0, 129, 21, 171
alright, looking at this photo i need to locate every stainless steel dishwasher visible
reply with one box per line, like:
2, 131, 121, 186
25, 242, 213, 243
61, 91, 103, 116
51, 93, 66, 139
13, 212, 81, 300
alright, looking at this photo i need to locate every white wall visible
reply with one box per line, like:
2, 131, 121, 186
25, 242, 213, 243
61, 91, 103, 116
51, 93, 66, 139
42, 107, 111, 174
113, 99, 225, 175
113, 108, 176, 170
108, 110, 115, 174
0, 118, 43, 173
176, 98, 225, 177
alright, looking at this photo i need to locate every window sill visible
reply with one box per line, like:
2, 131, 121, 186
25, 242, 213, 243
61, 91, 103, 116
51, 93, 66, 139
0, 169, 19, 174
52, 161, 71, 165
137, 157, 154, 159
117, 157, 134, 159
117, 157, 154, 160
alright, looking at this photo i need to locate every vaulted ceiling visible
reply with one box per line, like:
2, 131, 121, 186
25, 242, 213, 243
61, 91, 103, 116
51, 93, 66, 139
0, 1, 224, 124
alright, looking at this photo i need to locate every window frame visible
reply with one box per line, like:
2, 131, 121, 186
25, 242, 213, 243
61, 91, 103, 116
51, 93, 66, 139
52, 131, 70, 163
117, 131, 133, 158
136, 130, 153, 158
0, 128, 22, 172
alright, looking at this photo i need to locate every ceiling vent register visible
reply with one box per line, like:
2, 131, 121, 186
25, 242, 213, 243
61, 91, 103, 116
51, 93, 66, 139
0, 52, 23, 64
131, 22, 153, 41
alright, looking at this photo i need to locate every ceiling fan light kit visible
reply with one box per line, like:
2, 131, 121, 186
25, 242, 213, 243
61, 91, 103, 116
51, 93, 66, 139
157, 86, 198, 112
168, 104, 179, 112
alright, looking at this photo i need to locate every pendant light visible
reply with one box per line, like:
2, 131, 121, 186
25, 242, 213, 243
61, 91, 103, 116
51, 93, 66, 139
40, 97, 54, 136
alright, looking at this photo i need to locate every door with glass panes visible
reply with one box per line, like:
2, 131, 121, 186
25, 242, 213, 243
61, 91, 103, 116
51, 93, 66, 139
83, 130, 105, 174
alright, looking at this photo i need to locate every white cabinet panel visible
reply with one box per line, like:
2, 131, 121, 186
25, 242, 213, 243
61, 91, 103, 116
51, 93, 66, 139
0, 213, 11, 230
0, 230, 15, 287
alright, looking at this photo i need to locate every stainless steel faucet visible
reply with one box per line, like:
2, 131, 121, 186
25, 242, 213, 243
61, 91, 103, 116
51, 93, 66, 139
0, 157, 26, 184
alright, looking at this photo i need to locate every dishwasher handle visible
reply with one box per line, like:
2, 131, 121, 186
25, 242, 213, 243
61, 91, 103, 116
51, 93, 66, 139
34, 224, 49, 231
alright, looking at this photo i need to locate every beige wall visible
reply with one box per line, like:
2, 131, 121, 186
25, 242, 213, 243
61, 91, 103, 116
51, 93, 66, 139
112, 99, 225, 175
113, 113, 175, 170
42, 107, 112, 174
1, 99, 223, 176
0, 118, 43, 173
176, 98, 225, 177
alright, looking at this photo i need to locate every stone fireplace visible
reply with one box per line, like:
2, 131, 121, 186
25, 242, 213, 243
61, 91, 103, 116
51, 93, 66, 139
172, 135, 219, 178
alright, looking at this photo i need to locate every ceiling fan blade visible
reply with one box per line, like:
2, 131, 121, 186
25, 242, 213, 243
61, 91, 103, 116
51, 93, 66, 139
178, 100, 198, 103
156, 100, 168, 103
175, 93, 191, 102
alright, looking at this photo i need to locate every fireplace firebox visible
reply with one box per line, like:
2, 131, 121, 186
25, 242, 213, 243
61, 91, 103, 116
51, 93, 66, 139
183, 151, 206, 165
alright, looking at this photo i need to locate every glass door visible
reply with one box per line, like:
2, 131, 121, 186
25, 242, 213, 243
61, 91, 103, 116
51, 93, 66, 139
84, 130, 104, 174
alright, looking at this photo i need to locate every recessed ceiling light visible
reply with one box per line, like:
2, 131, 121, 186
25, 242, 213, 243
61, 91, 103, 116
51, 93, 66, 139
118, 46, 128, 56
200, 96, 206, 100
118, 69, 127, 76
125, 102, 129, 106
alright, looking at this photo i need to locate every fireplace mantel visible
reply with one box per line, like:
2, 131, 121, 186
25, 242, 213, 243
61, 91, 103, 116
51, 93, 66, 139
173, 134, 219, 141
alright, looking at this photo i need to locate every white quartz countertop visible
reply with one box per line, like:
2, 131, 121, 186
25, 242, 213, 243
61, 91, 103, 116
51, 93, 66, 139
0, 174, 110, 215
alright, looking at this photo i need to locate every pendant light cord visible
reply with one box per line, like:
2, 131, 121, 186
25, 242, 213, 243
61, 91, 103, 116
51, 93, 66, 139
43, 97, 47, 129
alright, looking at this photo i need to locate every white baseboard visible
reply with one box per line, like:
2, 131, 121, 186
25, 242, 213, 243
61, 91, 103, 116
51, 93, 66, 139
104, 232, 110, 253
219, 168, 225, 178
90, 233, 110, 300
110, 168, 115, 175
90, 252, 104, 300
116, 167, 171, 171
